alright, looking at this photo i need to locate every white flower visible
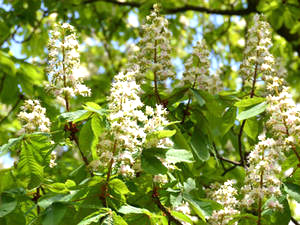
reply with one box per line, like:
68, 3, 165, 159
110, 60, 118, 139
46, 22, 91, 106
18, 100, 51, 133
207, 180, 240, 225
128, 3, 174, 82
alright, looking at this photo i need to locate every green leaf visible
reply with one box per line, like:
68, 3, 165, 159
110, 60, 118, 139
262, 196, 291, 225
148, 129, 176, 140
119, 205, 148, 214
38, 193, 77, 209
0, 193, 17, 217
165, 149, 194, 163
171, 211, 194, 224
17, 64, 44, 95
47, 183, 68, 193
284, 183, 300, 203
17, 133, 53, 189
171, 124, 192, 151
65, 179, 76, 189
59, 110, 91, 123
83, 102, 106, 115
237, 102, 267, 121
42, 203, 67, 225
112, 212, 128, 225
234, 97, 265, 108
228, 213, 258, 225
0, 135, 24, 156
191, 130, 210, 161
78, 208, 110, 225
244, 117, 259, 140
79, 120, 94, 157
191, 88, 205, 106
141, 150, 168, 175
91, 115, 104, 160
0, 51, 16, 76
109, 179, 130, 195
183, 194, 206, 221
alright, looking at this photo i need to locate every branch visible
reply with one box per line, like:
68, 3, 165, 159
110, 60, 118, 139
100, 140, 117, 207
221, 165, 238, 176
69, 124, 94, 177
11, 10, 50, 44
80, 0, 258, 16
217, 155, 242, 166
152, 186, 183, 225
0, 94, 24, 125
81, 0, 140, 7
291, 217, 300, 225
165, 5, 257, 15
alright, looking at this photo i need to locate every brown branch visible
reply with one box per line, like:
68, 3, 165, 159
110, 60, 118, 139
80, 0, 258, 16
100, 140, 117, 207
10, 10, 49, 45
71, 131, 94, 177
32, 187, 41, 215
166, 4, 257, 15
217, 155, 242, 166
152, 186, 183, 225
291, 217, 300, 225
221, 165, 237, 176
81, 0, 140, 7
238, 120, 247, 167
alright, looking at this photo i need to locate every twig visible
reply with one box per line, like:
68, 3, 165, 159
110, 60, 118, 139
152, 186, 183, 225
238, 35, 260, 167
0, 94, 24, 125
71, 131, 94, 177
100, 140, 117, 207
291, 217, 300, 225
32, 187, 41, 215
221, 165, 237, 176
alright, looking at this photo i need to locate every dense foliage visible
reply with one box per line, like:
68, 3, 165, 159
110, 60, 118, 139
0, 0, 300, 225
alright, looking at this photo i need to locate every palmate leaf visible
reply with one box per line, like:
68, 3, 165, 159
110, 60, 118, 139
17, 133, 54, 189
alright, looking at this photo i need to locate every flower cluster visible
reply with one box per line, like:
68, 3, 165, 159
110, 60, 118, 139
266, 87, 300, 148
49, 151, 57, 168
97, 67, 173, 177
207, 180, 240, 225
242, 135, 283, 210
240, 15, 275, 83
182, 40, 222, 94
173, 201, 198, 225
46, 22, 91, 107
132, 4, 174, 82
18, 100, 51, 133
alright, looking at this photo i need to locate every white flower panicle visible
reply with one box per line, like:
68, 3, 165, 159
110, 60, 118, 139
182, 40, 222, 94
266, 87, 300, 148
240, 15, 275, 83
46, 22, 91, 106
18, 100, 51, 133
97, 68, 174, 177
108, 69, 147, 152
207, 180, 240, 225
133, 4, 174, 81
242, 135, 283, 210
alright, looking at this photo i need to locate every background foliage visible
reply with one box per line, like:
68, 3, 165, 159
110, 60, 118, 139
0, 0, 300, 224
